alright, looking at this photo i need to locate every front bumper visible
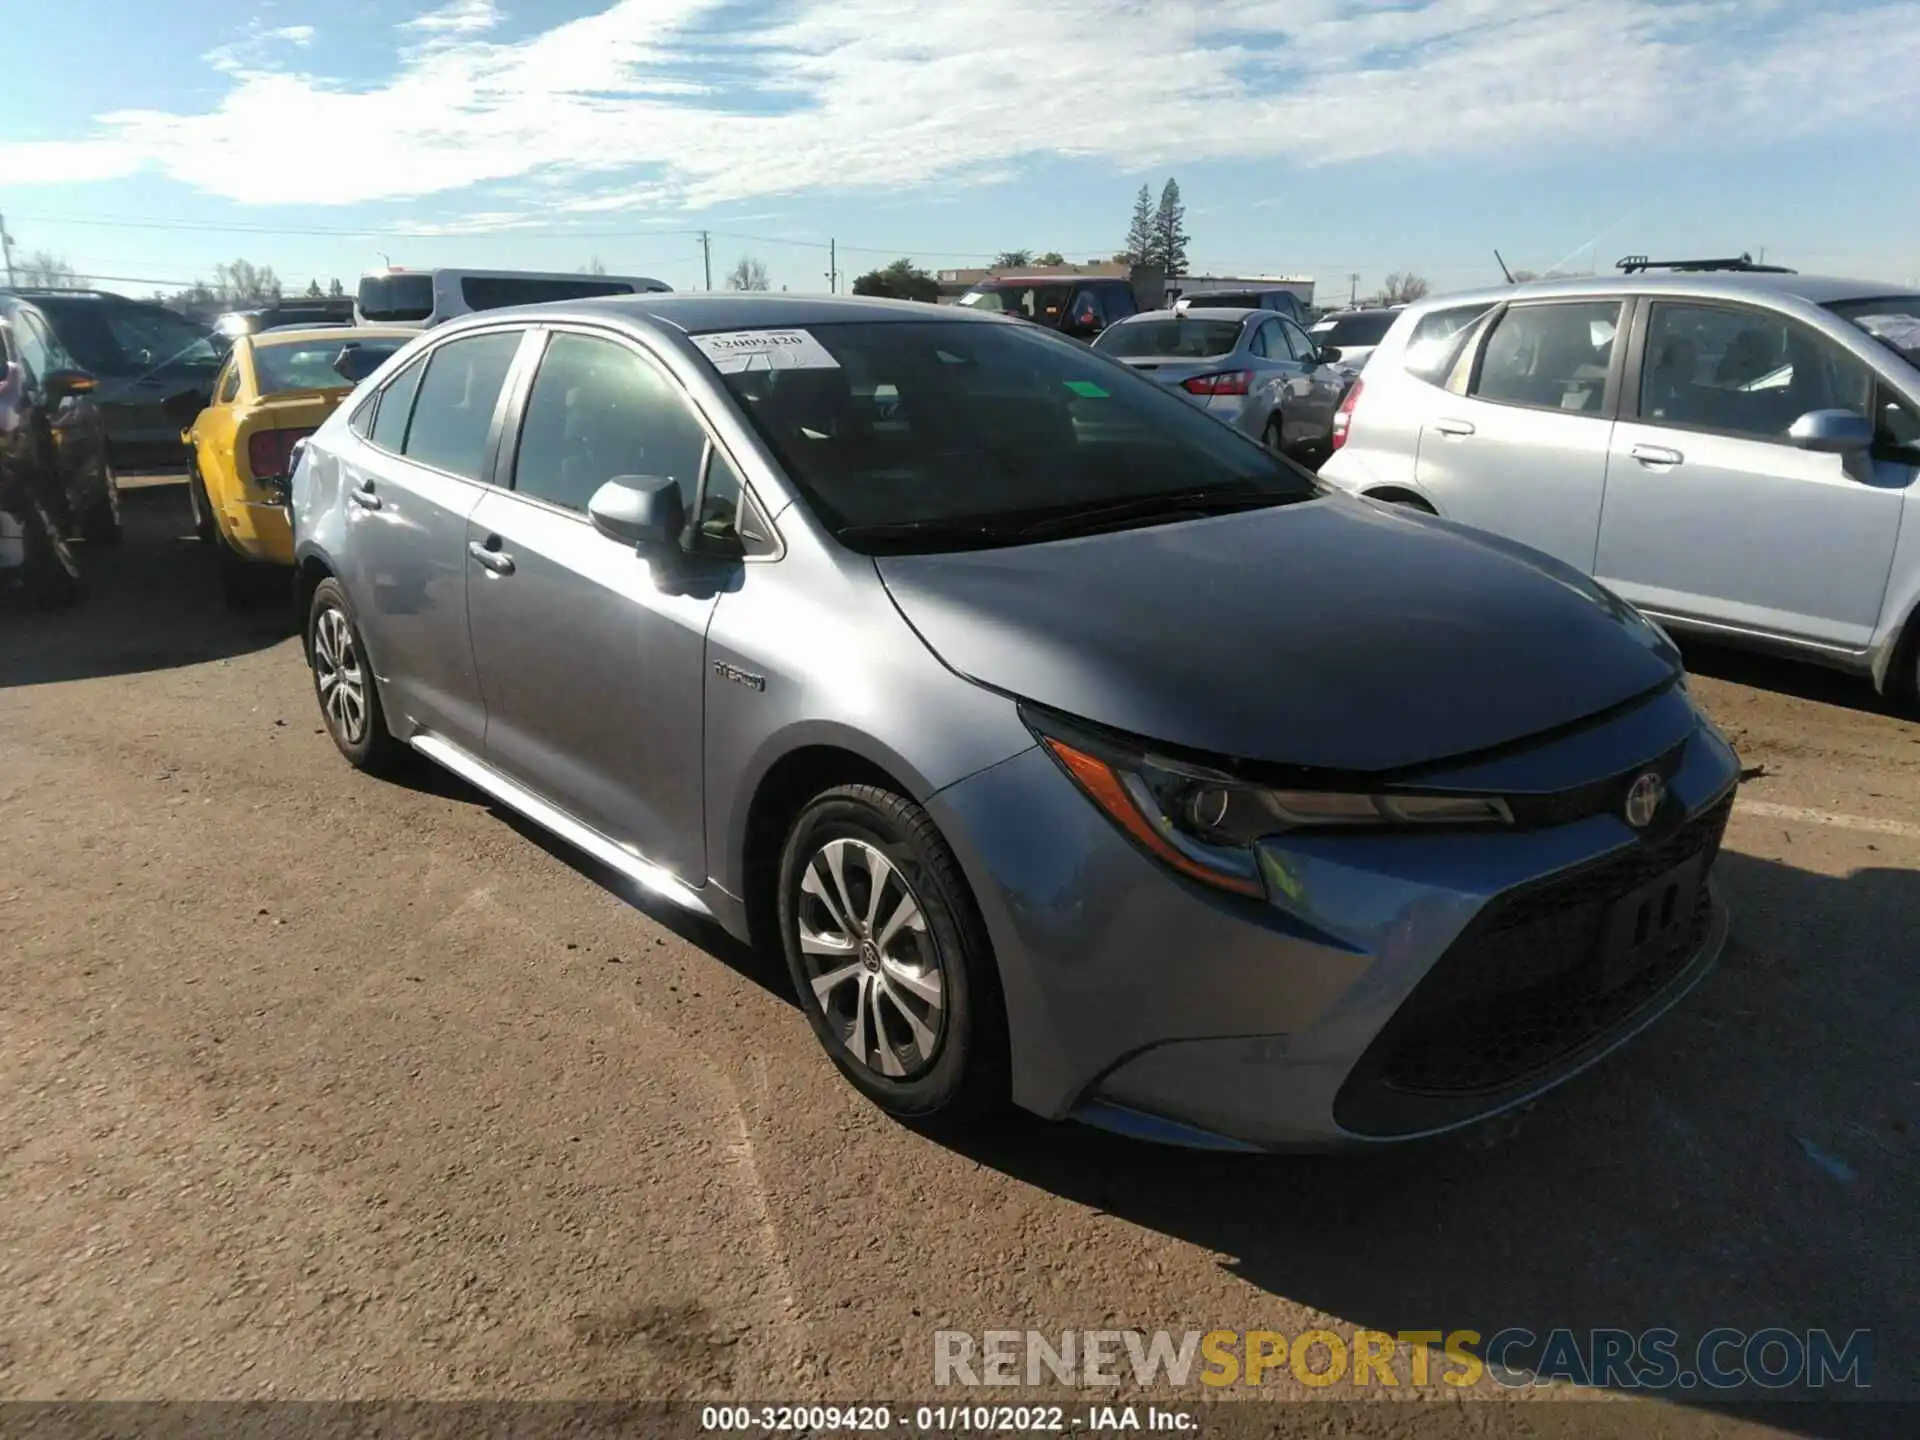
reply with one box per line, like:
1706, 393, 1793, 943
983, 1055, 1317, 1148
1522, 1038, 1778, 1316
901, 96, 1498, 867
927, 686, 1740, 1149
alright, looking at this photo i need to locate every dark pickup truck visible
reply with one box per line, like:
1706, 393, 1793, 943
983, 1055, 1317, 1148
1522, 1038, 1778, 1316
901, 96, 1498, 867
954, 274, 1158, 342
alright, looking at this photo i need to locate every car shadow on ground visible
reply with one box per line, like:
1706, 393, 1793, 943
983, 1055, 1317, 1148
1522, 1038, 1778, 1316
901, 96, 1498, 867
935, 850, 1918, 1432
1677, 636, 1908, 719
0, 481, 297, 688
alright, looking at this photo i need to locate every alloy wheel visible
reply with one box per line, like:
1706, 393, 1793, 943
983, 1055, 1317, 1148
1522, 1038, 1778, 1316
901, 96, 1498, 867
795, 837, 947, 1080
311, 605, 368, 746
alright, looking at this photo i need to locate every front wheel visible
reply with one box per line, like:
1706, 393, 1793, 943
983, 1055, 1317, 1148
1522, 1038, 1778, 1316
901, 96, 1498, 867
307, 577, 403, 773
778, 784, 1008, 1124
18, 494, 83, 607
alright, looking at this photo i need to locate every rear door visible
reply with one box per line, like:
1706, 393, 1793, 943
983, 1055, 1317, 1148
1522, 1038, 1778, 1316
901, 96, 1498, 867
338, 326, 526, 750
1413, 298, 1625, 571
1595, 299, 1908, 650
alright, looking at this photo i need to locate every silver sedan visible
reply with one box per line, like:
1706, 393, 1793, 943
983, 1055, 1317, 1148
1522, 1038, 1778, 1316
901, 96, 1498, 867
1092, 304, 1353, 462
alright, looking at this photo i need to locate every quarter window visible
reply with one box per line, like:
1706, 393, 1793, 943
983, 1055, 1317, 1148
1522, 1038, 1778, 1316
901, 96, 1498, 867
401, 330, 522, 481
216, 360, 242, 405
370, 354, 427, 452
512, 332, 710, 513
1471, 302, 1621, 414
1403, 303, 1495, 383
1639, 303, 1878, 443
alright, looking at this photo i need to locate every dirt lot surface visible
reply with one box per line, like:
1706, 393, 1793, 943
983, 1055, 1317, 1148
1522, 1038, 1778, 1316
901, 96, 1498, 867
1, 485, 1913, 1438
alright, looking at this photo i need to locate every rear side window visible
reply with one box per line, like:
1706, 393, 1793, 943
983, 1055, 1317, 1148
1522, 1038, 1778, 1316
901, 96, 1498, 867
403, 331, 523, 480
358, 274, 435, 323
512, 332, 709, 513
370, 355, 426, 451
1103, 285, 1138, 321
1470, 302, 1621, 414
1402, 304, 1495, 383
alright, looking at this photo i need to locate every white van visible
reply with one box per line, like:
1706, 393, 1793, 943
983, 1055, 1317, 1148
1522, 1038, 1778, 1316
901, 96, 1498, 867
354, 268, 673, 329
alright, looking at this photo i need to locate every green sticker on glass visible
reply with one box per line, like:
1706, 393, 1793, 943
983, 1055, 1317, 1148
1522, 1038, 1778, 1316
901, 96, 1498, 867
1064, 380, 1109, 398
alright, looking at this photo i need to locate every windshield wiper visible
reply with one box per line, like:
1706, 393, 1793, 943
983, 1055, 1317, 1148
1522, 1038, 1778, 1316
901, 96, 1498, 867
834, 517, 1025, 547
1012, 488, 1295, 540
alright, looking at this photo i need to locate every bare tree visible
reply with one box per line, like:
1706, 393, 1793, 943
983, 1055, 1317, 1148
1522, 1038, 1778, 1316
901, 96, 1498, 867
1378, 272, 1431, 305
17, 250, 84, 289
725, 255, 771, 292
580, 256, 608, 275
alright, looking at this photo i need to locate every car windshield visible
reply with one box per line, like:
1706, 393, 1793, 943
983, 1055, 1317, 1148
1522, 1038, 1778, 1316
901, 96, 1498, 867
34, 298, 221, 376
1312, 312, 1397, 347
1094, 318, 1244, 359
956, 285, 1073, 324
704, 319, 1316, 553
252, 337, 406, 396
1826, 296, 1920, 366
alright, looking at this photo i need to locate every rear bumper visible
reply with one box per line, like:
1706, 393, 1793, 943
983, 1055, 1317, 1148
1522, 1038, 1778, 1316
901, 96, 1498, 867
928, 689, 1740, 1150
220, 498, 294, 565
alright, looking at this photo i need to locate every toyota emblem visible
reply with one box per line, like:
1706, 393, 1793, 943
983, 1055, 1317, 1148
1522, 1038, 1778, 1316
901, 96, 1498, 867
1623, 771, 1666, 829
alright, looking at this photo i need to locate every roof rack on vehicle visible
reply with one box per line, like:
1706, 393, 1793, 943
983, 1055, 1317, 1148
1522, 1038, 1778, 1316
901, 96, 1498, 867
1615, 253, 1797, 275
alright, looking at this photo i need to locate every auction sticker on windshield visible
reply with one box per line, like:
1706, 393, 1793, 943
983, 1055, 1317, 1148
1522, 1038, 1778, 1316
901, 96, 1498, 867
693, 329, 841, 373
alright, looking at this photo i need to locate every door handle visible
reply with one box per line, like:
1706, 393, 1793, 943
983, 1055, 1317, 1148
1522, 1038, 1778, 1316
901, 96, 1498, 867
468, 539, 515, 576
347, 478, 382, 510
1630, 444, 1684, 467
1433, 418, 1476, 437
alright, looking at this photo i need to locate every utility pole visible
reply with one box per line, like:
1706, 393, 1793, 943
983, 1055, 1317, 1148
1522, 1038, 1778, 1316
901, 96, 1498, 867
0, 212, 15, 289
1349, 272, 1359, 306
700, 230, 712, 291
825, 239, 838, 295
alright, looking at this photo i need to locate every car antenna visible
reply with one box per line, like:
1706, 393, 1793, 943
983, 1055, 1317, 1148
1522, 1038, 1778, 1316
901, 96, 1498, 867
1494, 249, 1516, 284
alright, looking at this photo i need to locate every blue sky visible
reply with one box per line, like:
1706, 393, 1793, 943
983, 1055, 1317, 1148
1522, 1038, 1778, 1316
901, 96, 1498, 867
1, 0, 1915, 303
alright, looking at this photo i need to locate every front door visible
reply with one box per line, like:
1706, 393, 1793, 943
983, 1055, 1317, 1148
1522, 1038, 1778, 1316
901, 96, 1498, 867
464, 329, 723, 883
338, 327, 523, 750
1413, 299, 1625, 571
1595, 301, 1910, 651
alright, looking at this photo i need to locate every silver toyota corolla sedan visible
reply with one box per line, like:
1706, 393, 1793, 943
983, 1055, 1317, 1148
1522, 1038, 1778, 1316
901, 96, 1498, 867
290, 293, 1740, 1150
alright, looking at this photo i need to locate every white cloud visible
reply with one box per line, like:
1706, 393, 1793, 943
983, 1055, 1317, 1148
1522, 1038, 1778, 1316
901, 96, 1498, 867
401, 0, 505, 35
1, 0, 1916, 214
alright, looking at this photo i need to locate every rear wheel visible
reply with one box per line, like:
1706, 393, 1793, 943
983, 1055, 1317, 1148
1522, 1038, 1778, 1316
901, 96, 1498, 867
307, 577, 403, 772
77, 464, 123, 545
186, 462, 217, 545
778, 784, 1008, 1125
19, 494, 83, 607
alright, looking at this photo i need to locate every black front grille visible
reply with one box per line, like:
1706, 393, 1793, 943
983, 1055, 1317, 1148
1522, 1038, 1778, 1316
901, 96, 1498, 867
1334, 792, 1734, 1137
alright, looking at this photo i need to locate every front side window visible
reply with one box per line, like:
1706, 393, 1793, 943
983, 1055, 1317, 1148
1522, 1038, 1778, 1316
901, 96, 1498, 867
704, 318, 1316, 553
1471, 301, 1621, 414
1095, 318, 1243, 359
1104, 285, 1138, 321
1639, 303, 1875, 442
512, 332, 709, 513
1279, 319, 1316, 362
402, 330, 523, 480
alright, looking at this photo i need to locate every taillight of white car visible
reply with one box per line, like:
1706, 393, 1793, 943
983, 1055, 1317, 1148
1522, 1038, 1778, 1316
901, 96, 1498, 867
1331, 378, 1363, 451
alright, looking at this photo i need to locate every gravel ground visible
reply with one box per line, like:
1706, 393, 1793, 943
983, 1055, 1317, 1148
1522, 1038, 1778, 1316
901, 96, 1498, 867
0, 484, 1913, 1438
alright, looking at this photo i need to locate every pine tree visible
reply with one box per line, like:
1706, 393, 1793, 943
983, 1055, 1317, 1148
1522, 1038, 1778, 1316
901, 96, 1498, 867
1123, 184, 1154, 265
1150, 179, 1189, 278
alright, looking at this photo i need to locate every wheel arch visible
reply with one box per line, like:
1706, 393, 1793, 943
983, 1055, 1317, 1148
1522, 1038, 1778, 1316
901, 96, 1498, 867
1362, 485, 1439, 514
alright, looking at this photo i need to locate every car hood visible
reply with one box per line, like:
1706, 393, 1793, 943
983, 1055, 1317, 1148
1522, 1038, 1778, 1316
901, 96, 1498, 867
874, 495, 1681, 774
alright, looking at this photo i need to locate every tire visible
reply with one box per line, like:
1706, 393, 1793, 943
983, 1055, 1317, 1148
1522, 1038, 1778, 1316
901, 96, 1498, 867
307, 576, 403, 773
186, 463, 217, 545
19, 494, 83, 608
777, 784, 1009, 1124
77, 463, 123, 545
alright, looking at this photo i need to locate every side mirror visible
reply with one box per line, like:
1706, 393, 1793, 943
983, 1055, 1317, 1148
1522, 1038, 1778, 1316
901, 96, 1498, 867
1788, 409, 1874, 454
162, 388, 207, 425
1315, 345, 1344, 366
588, 475, 686, 552
43, 368, 98, 403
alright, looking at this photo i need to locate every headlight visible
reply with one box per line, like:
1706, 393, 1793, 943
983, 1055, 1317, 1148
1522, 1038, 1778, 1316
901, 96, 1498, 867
1025, 709, 1512, 898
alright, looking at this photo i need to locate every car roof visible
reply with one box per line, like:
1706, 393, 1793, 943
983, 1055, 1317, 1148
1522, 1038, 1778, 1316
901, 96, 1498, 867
1407, 270, 1913, 315
249, 325, 415, 347
448, 292, 1007, 333
1125, 307, 1261, 321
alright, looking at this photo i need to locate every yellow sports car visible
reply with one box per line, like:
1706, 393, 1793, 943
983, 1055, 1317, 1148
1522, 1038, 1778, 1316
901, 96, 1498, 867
182, 325, 411, 603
